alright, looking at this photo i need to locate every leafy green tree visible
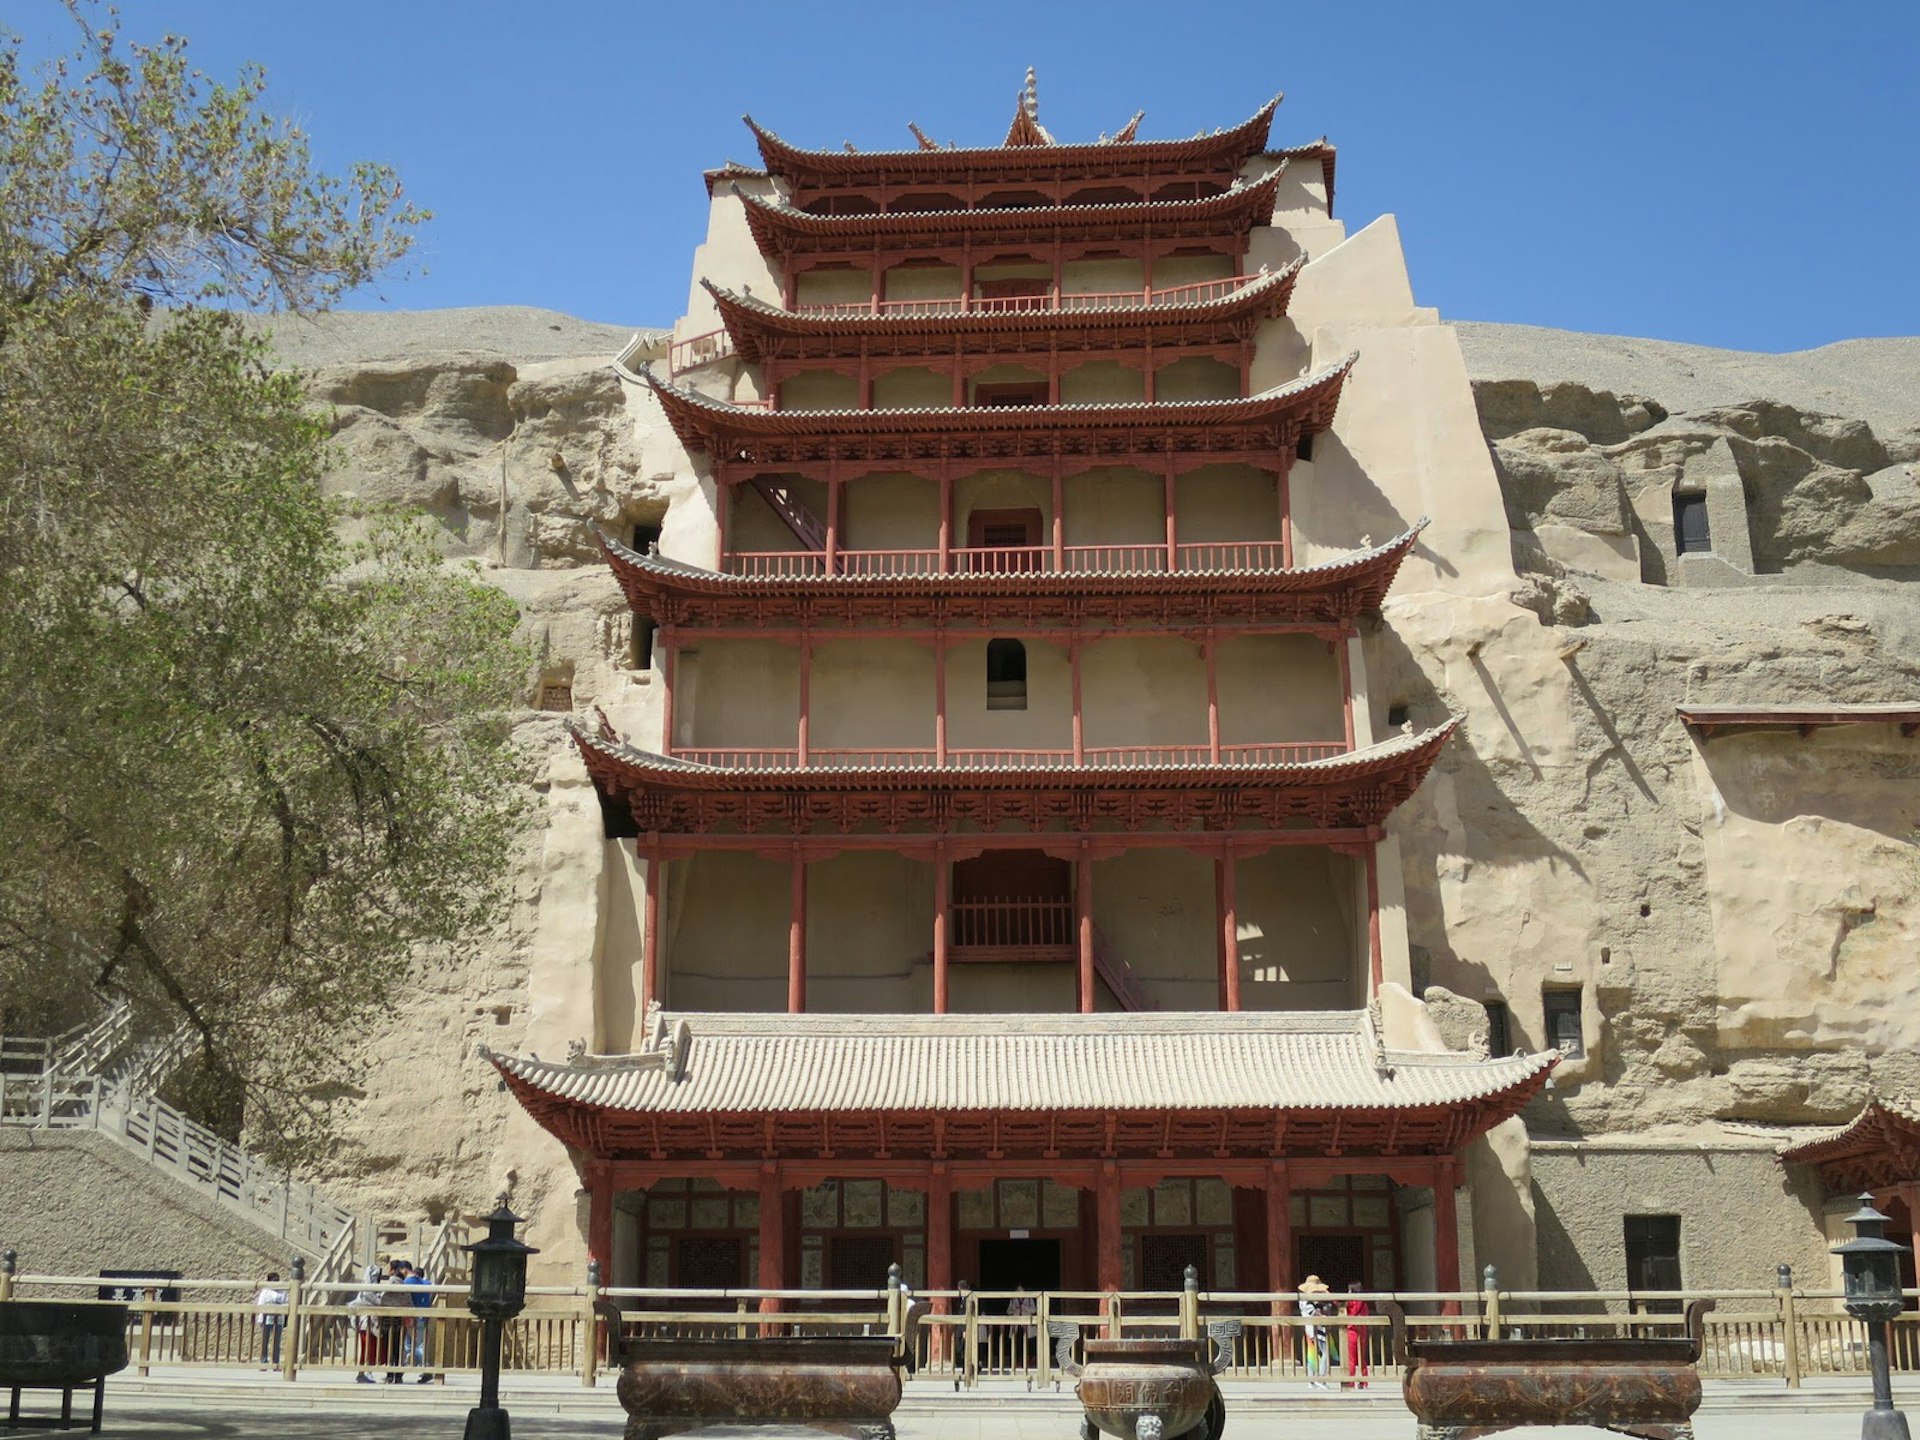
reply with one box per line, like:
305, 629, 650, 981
0, 5, 526, 1163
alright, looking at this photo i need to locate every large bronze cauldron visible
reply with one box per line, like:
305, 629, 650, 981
601, 1300, 924, 1440
0, 1300, 130, 1434
1069, 1337, 1226, 1440
1388, 1300, 1712, 1440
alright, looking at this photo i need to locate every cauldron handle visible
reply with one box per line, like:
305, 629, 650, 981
1380, 1300, 1409, 1369
1204, 1317, 1243, 1376
1047, 1319, 1083, 1378
593, 1297, 627, 1365
1683, 1297, 1716, 1352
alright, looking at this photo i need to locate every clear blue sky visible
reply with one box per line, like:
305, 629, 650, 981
15, 1, 1920, 351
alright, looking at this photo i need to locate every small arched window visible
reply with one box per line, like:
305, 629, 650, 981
986, 639, 1028, 711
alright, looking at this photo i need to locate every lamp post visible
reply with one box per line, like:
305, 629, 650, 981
463, 1201, 538, 1440
1834, 1194, 1912, 1440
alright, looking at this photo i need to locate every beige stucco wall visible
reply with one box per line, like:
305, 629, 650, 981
1529, 1140, 1829, 1297
844, 471, 938, 551
1156, 355, 1239, 402
665, 851, 789, 1010
1059, 360, 1145, 404
873, 366, 950, 409
683, 639, 799, 750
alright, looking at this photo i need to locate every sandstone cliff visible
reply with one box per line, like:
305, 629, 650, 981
266, 310, 1920, 1253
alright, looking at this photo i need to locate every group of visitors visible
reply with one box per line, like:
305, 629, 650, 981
253, 1258, 438, 1381
1296, 1274, 1372, 1388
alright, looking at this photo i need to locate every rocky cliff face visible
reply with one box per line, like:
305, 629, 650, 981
272, 311, 1920, 1242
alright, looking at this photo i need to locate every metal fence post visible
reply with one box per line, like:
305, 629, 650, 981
581, 1260, 600, 1388
1483, 1264, 1502, 1341
1778, 1263, 1801, 1390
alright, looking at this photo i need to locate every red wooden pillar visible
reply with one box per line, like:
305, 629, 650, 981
1076, 851, 1095, 1014
758, 1162, 785, 1324
1899, 1182, 1920, 1275
797, 636, 812, 766
938, 467, 954, 572
934, 639, 948, 766
928, 1163, 953, 1361
824, 475, 842, 576
1051, 461, 1065, 573
1047, 345, 1060, 405
1216, 851, 1240, 1012
1144, 341, 1157, 403
1433, 1156, 1462, 1314
932, 846, 951, 1015
1204, 633, 1221, 763
660, 627, 678, 754
1097, 1160, 1124, 1308
787, 852, 807, 1015
1365, 842, 1385, 997
1337, 636, 1357, 751
1265, 1160, 1293, 1297
1278, 459, 1293, 569
641, 844, 664, 1011
1070, 640, 1085, 765
587, 1162, 614, 1276
1163, 460, 1178, 571
715, 481, 730, 571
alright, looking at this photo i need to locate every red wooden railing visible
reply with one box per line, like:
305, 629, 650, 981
950, 896, 1075, 959
793, 275, 1262, 320
667, 742, 1345, 770
721, 541, 1290, 578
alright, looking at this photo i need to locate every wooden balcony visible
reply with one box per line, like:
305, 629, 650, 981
949, 895, 1074, 963
792, 274, 1262, 319
725, 541, 1290, 579
666, 742, 1346, 771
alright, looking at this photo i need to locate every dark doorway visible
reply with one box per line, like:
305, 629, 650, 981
978, 1238, 1061, 1294
828, 1235, 899, 1290
1140, 1234, 1208, 1291
951, 851, 1073, 961
678, 1237, 743, 1289
1296, 1233, 1366, 1291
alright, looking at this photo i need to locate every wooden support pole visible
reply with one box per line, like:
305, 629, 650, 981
1433, 1157, 1462, 1313
788, 853, 807, 1015
933, 846, 950, 1015
938, 466, 954, 572
1163, 460, 1178, 571
642, 845, 663, 1011
587, 1163, 614, 1276
928, 1163, 952, 1362
1365, 843, 1384, 997
1279, 461, 1293, 569
660, 629, 678, 754
1051, 460, 1065, 573
1204, 633, 1221, 764
1070, 640, 1085, 766
797, 637, 812, 767
1098, 1160, 1124, 1301
1265, 1161, 1293, 1297
1338, 638, 1357, 751
758, 1163, 785, 1325
934, 639, 947, 767
1217, 851, 1240, 1012
715, 481, 730, 571
1076, 850, 1095, 1014
824, 473, 842, 575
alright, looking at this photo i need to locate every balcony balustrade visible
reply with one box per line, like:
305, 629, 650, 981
794, 274, 1260, 319
666, 742, 1346, 771
723, 540, 1289, 579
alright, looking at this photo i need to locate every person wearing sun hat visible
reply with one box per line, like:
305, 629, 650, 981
1298, 1275, 1332, 1388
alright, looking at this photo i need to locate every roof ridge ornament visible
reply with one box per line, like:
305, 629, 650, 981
907, 122, 950, 151
1005, 66, 1056, 147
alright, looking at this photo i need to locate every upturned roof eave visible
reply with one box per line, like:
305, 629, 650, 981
743, 97, 1281, 180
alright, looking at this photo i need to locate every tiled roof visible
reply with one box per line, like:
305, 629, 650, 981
597, 520, 1424, 604
1264, 139, 1337, 215
645, 352, 1354, 447
1779, 1097, 1920, 1164
735, 167, 1284, 250
703, 260, 1302, 359
482, 1008, 1554, 1118
1677, 703, 1920, 737
573, 716, 1457, 790
743, 99, 1281, 177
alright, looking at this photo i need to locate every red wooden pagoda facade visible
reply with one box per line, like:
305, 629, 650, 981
491, 84, 1553, 1304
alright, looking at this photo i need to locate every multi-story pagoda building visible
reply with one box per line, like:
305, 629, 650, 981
486, 80, 1557, 1300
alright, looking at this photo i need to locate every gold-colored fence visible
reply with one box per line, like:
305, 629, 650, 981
3, 1270, 1916, 1389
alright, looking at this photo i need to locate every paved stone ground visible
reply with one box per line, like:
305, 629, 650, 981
46, 1373, 1920, 1439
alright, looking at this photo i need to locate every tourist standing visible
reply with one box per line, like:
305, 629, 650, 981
349, 1263, 385, 1383
401, 1259, 435, 1381
1007, 1284, 1038, 1371
254, 1272, 287, 1369
1298, 1275, 1331, 1387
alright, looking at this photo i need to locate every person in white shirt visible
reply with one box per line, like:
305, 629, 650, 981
254, 1272, 288, 1369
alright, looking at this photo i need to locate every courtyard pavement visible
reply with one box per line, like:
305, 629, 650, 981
42, 1370, 1920, 1439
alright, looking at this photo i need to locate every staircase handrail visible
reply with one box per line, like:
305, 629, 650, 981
1089, 923, 1158, 1013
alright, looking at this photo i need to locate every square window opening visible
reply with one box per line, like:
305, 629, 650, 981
1542, 987, 1584, 1059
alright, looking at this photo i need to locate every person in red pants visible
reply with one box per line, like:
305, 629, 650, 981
1342, 1282, 1372, 1389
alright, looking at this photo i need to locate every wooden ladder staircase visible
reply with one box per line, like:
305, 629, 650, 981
1092, 925, 1158, 1013
748, 475, 827, 552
